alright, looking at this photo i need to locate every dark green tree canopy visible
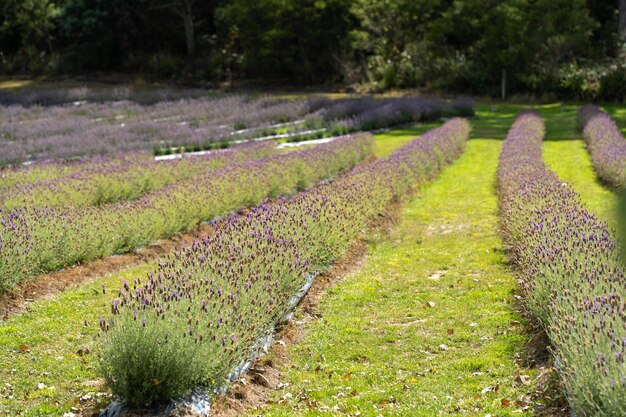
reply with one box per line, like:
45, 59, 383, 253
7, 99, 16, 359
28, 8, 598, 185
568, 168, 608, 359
0, 0, 622, 97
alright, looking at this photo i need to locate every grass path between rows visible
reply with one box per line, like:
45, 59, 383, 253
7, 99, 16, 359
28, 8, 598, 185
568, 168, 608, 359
253, 119, 537, 416
539, 104, 617, 226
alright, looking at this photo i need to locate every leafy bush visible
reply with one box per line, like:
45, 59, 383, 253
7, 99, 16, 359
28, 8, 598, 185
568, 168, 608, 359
556, 62, 626, 101
598, 66, 626, 102
99, 313, 208, 408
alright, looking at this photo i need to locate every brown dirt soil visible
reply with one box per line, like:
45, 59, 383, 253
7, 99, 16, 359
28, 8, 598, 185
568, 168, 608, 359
0, 223, 214, 321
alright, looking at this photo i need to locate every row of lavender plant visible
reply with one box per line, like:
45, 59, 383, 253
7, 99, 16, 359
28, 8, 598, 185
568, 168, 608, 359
0, 85, 210, 106
0, 142, 274, 209
0, 94, 472, 166
308, 96, 473, 137
578, 104, 626, 189
0, 95, 315, 165
0, 135, 373, 292
498, 112, 626, 416
97, 118, 471, 408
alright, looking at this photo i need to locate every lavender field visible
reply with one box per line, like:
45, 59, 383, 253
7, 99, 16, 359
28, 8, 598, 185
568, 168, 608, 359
1, 90, 626, 417
0, 92, 464, 166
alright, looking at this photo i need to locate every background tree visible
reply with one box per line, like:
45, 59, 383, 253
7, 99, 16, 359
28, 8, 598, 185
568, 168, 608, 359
618, 0, 626, 43
0, 0, 621, 98
0, 0, 61, 73
216, 0, 353, 84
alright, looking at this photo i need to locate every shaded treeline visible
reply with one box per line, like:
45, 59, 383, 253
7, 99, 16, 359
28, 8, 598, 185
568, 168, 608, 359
1, 0, 625, 98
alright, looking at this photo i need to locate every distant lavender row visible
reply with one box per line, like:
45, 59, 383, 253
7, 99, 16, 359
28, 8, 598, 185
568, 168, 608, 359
0, 85, 210, 106
578, 105, 626, 188
0, 134, 373, 292
0, 94, 472, 166
0, 95, 314, 166
0, 142, 274, 209
311, 96, 473, 134
498, 112, 626, 416
98, 118, 471, 408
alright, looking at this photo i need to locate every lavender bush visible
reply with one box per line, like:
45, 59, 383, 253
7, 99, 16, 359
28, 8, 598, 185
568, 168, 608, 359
0, 135, 373, 292
313, 96, 454, 134
0, 142, 274, 209
498, 112, 626, 416
98, 118, 471, 408
0, 85, 210, 106
578, 104, 626, 189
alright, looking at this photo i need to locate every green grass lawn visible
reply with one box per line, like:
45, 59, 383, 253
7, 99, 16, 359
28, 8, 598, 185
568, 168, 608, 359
373, 122, 441, 158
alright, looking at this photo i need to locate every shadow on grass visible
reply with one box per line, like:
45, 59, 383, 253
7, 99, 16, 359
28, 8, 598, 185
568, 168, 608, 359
473, 102, 583, 142
377, 123, 440, 137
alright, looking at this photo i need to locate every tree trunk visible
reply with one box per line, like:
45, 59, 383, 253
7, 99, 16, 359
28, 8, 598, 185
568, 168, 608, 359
618, 0, 626, 42
182, 0, 194, 57
501, 68, 507, 101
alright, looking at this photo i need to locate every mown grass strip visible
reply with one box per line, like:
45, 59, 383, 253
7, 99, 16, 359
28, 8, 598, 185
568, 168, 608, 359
253, 121, 537, 416
540, 104, 617, 226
